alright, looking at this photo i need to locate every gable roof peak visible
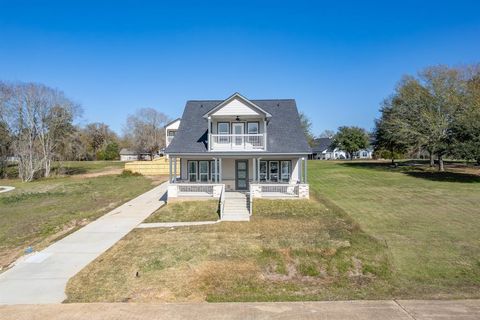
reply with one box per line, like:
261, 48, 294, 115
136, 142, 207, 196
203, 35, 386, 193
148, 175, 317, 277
203, 92, 272, 118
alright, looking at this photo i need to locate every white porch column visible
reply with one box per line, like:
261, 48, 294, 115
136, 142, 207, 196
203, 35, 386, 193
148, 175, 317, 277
303, 157, 308, 183
207, 116, 212, 151
257, 158, 261, 182
213, 157, 217, 183
252, 157, 256, 182
263, 120, 267, 150
168, 157, 172, 182
219, 158, 222, 182
298, 157, 303, 183
173, 157, 177, 182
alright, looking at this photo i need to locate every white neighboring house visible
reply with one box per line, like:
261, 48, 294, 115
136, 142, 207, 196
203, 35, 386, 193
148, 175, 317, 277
165, 118, 181, 148
164, 118, 181, 159
165, 93, 312, 221
353, 149, 374, 159
311, 137, 372, 160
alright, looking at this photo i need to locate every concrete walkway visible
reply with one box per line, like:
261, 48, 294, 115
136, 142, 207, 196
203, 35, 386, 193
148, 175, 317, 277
0, 182, 169, 305
0, 300, 479, 319
137, 220, 220, 228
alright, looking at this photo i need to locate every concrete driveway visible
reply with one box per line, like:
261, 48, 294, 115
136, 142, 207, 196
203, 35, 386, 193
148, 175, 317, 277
0, 300, 479, 320
0, 182, 168, 305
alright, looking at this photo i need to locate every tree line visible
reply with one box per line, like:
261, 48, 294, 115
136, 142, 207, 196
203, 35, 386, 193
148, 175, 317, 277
374, 64, 480, 171
0, 81, 170, 181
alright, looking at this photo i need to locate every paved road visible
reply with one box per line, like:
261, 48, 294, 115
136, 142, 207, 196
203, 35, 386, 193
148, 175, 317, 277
0, 300, 479, 319
0, 182, 168, 305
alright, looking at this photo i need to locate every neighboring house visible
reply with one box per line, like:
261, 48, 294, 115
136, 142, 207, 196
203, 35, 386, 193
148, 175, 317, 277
310, 137, 347, 160
164, 118, 181, 159
165, 93, 311, 221
353, 148, 374, 159
310, 137, 372, 160
119, 148, 152, 161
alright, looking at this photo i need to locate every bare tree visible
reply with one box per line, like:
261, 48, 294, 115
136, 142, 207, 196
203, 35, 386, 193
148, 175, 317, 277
0, 82, 79, 181
124, 108, 169, 160
36, 86, 80, 176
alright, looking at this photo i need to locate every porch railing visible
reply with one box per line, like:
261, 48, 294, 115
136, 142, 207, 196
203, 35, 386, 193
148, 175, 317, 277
250, 183, 301, 198
209, 134, 265, 151
177, 184, 214, 196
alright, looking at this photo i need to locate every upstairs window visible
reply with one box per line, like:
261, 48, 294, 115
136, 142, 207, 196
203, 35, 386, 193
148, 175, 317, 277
247, 122, 259, 134
217, 122, 230, 134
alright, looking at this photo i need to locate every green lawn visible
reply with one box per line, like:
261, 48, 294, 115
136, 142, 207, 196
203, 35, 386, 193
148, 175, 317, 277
309, 160, 480, 299
66, 160, 480, 302
66, 198, 390, 303
145, 200, 220, 223
0, 163, 160, 269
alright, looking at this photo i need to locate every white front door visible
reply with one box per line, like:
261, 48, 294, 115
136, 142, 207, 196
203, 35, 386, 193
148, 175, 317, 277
232, 123, 244, 147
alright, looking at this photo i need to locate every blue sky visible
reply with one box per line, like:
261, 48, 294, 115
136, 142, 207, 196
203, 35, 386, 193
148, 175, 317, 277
1, 1, 479, 135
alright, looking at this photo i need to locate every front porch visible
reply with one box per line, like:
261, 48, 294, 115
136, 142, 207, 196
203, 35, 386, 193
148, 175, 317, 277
166, 155, 309, 200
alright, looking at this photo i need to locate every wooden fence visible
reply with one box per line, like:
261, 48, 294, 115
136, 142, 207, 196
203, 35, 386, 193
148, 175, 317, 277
124, 157, 180, 175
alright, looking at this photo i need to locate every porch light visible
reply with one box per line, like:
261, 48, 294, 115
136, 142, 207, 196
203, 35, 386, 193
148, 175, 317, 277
235, 116, 240, 121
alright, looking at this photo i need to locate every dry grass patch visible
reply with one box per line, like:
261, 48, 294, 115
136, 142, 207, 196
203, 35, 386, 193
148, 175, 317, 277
0, 171, 161, 269
66, 198, 392, 303
144, 200, 219, 223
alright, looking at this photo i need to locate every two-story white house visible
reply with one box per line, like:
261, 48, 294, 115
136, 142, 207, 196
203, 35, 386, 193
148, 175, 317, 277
165, 93, 311, 221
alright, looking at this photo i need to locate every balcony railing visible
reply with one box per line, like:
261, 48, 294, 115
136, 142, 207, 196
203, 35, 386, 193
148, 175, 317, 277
209, 134, 265, 151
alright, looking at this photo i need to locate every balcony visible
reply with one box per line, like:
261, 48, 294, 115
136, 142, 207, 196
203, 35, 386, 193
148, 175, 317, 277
209, 134, 265, 151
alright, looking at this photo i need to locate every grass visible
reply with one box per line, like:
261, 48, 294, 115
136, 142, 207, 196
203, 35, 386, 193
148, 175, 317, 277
309, 160, 480, 299
1, 160, 125, 179
66, 198, 391, 303
66, 160, 480, 302
144, 201, 219, 223
0, 161, 165, 268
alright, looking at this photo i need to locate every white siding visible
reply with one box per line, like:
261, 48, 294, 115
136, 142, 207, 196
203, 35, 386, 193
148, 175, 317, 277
165, 119, 181, 131
212, 98, 260, 116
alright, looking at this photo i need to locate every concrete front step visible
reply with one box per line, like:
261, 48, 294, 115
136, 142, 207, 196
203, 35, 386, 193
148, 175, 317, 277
222, 213, 250, 221
224, 205, 249, 210
222, 191, 250, 221
223, 210, 249, 214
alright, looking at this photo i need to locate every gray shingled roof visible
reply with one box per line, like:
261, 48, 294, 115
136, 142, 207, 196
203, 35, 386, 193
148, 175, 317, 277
166, 99, 311, 154
311, 137, 333, 153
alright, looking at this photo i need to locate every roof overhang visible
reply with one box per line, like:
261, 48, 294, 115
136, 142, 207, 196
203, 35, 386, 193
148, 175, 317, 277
203, 92, 272, 118
164, 118, 181, 129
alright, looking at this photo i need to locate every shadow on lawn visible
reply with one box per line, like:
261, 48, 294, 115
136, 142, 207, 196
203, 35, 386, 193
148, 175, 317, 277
402, 170, 480, 183
53, 166, 88, 176
339, 161, 480, 183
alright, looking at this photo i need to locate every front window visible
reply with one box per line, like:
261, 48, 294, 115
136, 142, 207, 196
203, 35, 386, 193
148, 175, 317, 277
188, 161, 197, 182
210, 160, 219, 182
269, 161, 279, 182
259, 161, 268, 181
281, 161, 291, 182
199, 161, 209, 182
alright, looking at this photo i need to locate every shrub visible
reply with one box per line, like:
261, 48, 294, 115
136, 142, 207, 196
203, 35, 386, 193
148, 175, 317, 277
119, 170, 142, 177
